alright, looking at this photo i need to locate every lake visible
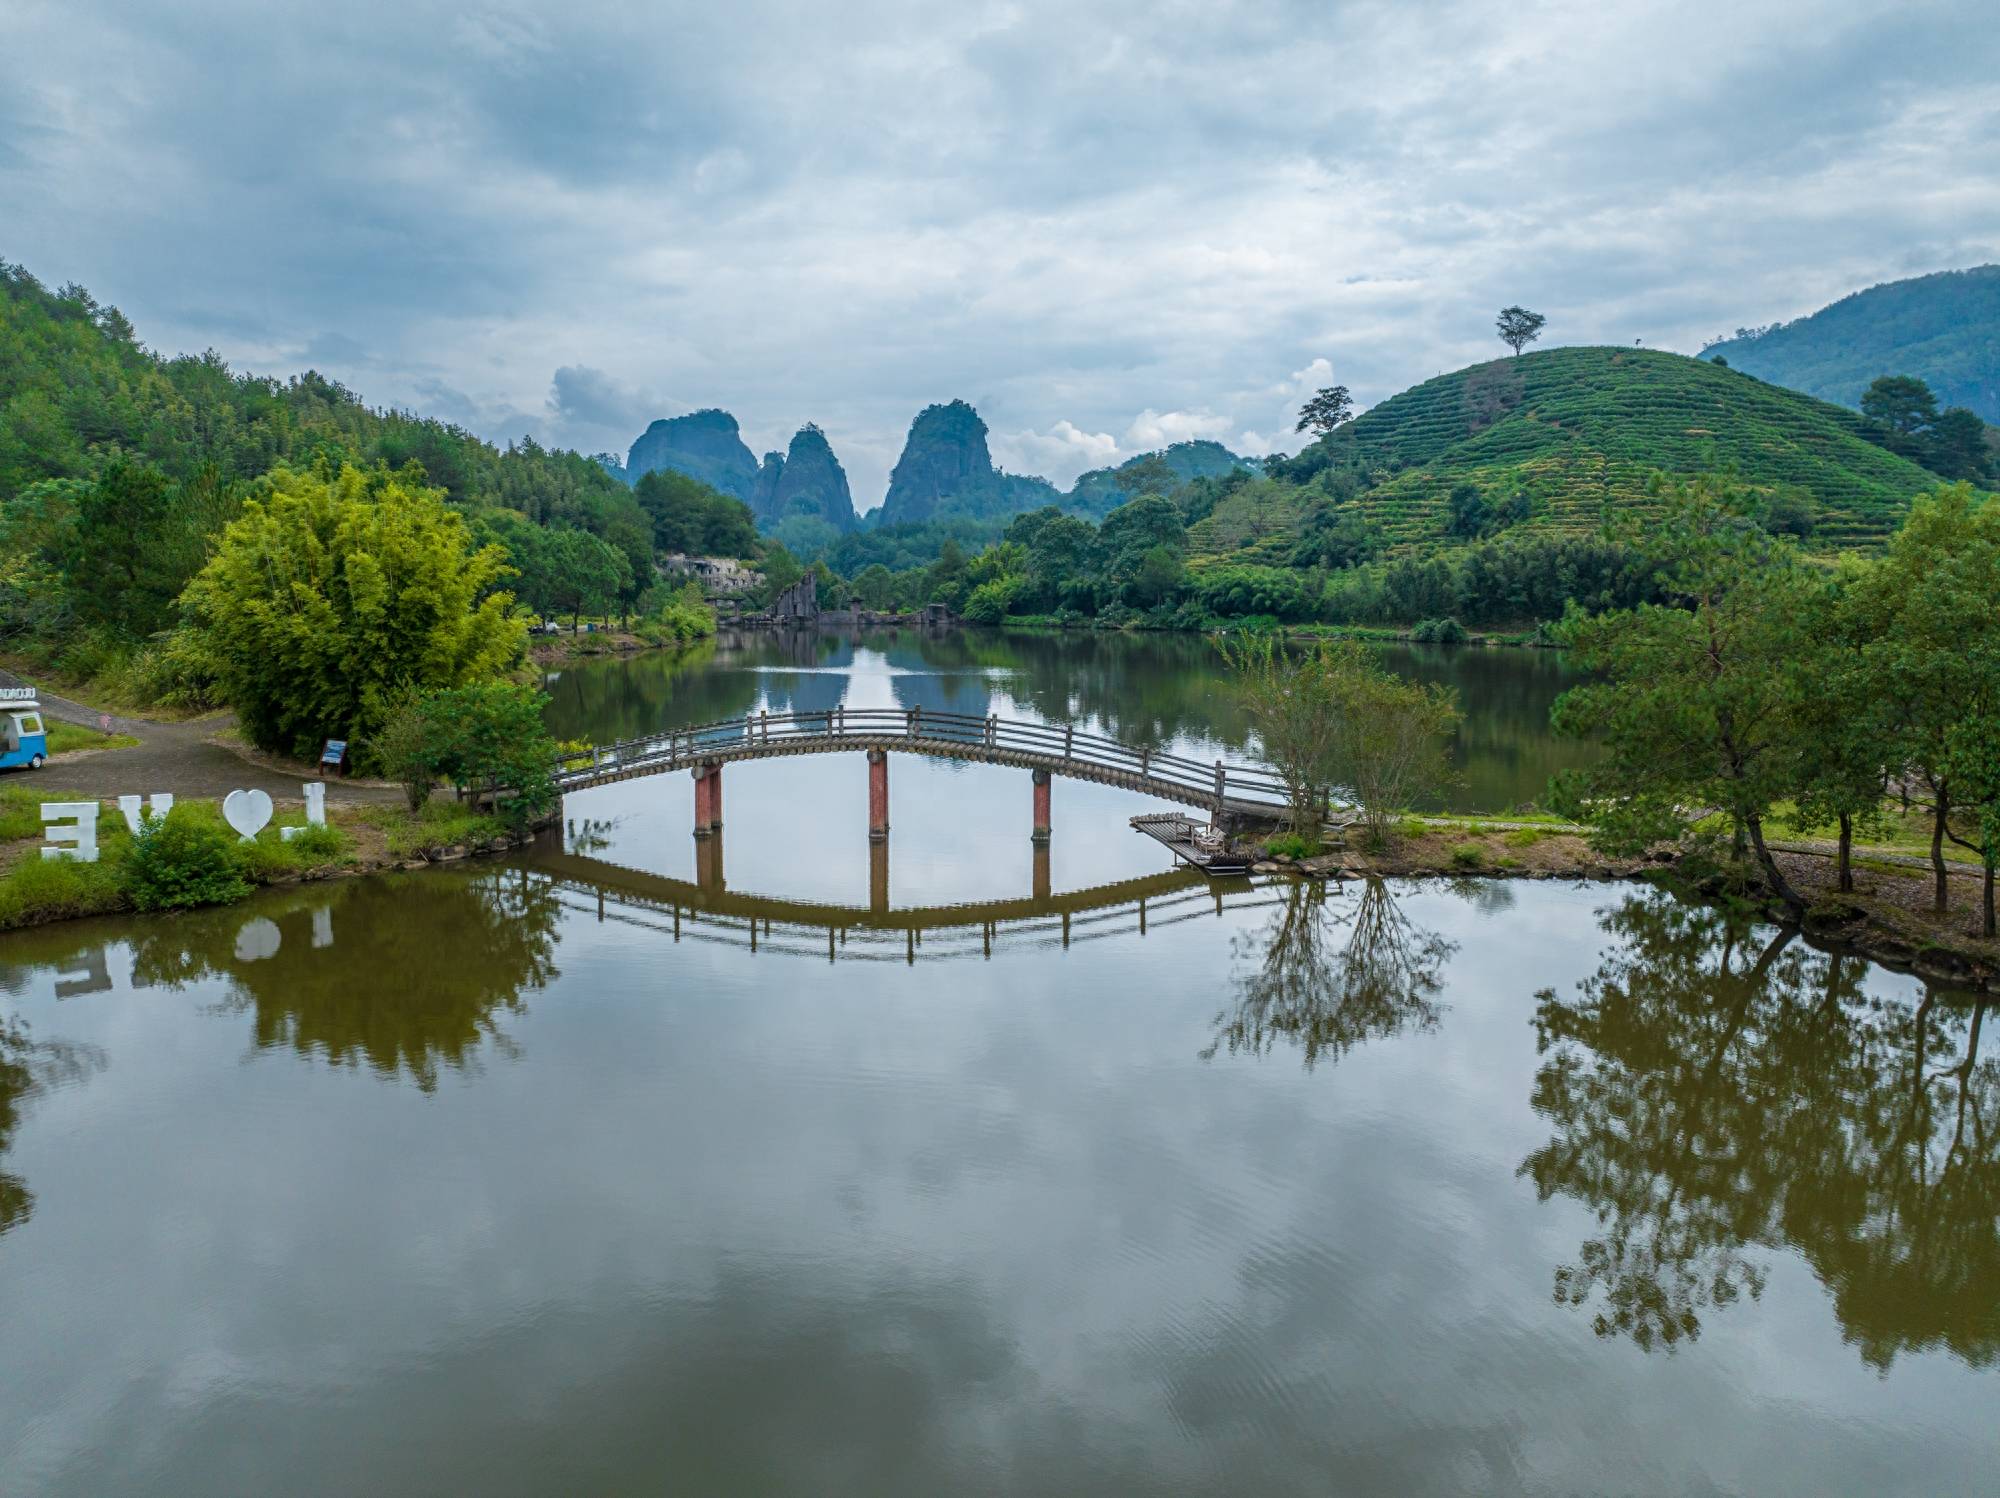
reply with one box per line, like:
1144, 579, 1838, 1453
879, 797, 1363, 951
0, 632, 1993, 1496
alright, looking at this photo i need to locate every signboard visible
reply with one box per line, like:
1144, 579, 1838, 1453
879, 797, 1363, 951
0, 687, 37, 704
321, 739, 347, 766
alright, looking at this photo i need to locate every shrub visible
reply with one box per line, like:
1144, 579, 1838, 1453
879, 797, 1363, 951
1412, 616, 1469, 644
1502, 826, 1546, 849
1265, 832, 1320, 860
124, 808, 251, 912
654, 581, 717, 642
1449, 842, 1485, 869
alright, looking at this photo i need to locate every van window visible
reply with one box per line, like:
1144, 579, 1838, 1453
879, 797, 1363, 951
18, 714, 41, 736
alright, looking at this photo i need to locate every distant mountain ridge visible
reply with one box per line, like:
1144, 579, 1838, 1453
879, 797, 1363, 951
1703, 265, 2000, 424
625, 410, 857, 531
619, 395, 1261, 533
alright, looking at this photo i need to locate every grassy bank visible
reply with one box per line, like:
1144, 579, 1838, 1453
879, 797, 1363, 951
0, 790, 537, 931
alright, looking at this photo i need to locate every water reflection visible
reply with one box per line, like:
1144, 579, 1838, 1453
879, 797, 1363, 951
182, 875, 565, 1089
1205, 877, 1455, 1068
0, 1011, 105, 1237
1523, 892, 2000, 1368
540, 843, 1280, 963
5, 872, 565, 1094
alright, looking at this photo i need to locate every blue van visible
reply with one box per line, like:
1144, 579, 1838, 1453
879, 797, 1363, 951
0, 692, 48, 771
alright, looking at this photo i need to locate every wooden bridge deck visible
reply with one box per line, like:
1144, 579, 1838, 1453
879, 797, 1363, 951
555, 707, 1299, 824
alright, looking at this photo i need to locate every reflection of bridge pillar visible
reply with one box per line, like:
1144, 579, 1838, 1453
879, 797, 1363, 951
691, 762, 723, 838
696, 829, 724, 893
869, 836, 889, 916
1031, 768, 1052, 844
1033, 840, 1050, 902
867, 748, 889, 843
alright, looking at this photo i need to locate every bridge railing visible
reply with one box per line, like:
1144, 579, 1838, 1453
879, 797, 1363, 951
553, 708, 1297, 811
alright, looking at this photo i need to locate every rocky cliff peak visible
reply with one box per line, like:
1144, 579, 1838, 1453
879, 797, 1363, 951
769, 423, 857, 532
624, 409, 761, 505
880, 399, 995, 527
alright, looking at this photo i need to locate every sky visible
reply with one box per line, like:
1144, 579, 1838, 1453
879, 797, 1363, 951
4, 0, 1998, 509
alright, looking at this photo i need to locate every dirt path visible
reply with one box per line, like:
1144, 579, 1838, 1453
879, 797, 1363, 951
0, 673, 399, 807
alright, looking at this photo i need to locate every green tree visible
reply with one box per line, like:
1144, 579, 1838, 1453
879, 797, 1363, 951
1496, 306, 1547, 356
61, 460, 236, 638
1551, 476, 1816, 912
1846, 484, 2000, 913
180, 464, 525, 758
424, 682, 559, 822
1786, 567, 1890, 893
1219, 635, 1458, 843
1860, 374, 1940, 436
1295, 385, 1354, 437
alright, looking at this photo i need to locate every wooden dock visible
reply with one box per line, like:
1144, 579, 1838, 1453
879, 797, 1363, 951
1130, 812, 1253, 876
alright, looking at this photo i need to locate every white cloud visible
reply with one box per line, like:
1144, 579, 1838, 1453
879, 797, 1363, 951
3, 0, 1997, 507
1122, 409, 1233, 450
993, 420, 1122, 489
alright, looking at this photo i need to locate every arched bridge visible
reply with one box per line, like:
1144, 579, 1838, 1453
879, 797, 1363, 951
555, 707, 1295, 836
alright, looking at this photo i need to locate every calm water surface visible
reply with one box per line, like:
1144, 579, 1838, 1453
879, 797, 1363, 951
0, 636, 1994, 1496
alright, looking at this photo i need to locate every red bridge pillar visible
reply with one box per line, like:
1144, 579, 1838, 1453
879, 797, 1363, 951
1032, 839, 1051, 903
1031, 768, 1052, 844
691, 762, 723, 838
869, 836, 889, 916
867, 748, 889, 843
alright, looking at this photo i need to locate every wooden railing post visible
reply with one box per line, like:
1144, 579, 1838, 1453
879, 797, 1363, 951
1063, 724, 1074, 758
1214, 760, 1226, 814
760, 709, 769, 743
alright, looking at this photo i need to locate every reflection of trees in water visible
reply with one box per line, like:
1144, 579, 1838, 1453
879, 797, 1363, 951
543, 639, 764, 744
1205, 878, 1455, 1069
1523, 892, 1999, 1367
0, 1011, 106, 1238
130, 872, 565, 1092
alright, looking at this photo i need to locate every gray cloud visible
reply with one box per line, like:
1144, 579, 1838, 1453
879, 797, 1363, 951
4, 0, 1996, 506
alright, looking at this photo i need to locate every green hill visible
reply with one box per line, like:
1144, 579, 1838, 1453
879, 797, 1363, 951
1193, 346, 1948, 562
1703, 265, 2000, 423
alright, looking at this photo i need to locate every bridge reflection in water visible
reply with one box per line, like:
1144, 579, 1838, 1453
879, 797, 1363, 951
535, 845, 1285, 964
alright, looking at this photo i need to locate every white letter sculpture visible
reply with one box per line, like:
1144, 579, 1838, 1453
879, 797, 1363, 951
40, 803, 99, 862
45, 784, 327, 860
281, 782, 327, 841
116, 793, 174, 833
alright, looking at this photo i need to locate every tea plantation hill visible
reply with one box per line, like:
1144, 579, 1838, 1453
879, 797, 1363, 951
1703, 265, 2000, 424
1190, 346, 1950, 566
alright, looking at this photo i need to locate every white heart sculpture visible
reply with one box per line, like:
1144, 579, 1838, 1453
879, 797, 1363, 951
222, 788, 274, 842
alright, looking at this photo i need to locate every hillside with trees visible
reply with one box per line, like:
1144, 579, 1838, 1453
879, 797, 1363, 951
0, 260, 752, 698
1702, 265, 2000, 423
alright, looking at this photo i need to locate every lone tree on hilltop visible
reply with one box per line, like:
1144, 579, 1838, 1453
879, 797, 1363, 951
1496, 306, 1546, 357
1296, 385, 1354, 437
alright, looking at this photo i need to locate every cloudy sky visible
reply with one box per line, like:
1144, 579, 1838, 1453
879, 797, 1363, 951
5, 0, 1997, 507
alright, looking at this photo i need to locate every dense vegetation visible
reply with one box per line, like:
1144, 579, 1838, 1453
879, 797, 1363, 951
1553, 477, 2000, 932
793, 346, 1987, 632
0, 260, 753, 717
1704, 264, 2000, 424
